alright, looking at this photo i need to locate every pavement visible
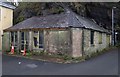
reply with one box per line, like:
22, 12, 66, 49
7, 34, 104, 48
2, 48, 119, 75
0, 51, 2, 76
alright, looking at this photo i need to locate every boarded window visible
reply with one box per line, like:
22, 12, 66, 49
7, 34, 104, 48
99, 32, 102, 44
90, 31, 94, 45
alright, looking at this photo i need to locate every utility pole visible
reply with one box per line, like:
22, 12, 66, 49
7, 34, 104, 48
112, 6, 116, 46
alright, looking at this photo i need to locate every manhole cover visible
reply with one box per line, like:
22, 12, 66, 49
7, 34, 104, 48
26, 64, 38, 68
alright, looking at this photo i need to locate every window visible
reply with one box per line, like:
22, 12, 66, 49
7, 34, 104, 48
21, 32, 24, 50
39, 31, 44, 48
90, 31, 94, 45
21, 32, 29, 50
33, 31, 44, 49
11, 32, 17, 45
10, 31, 18, 50
11, 32, 14, 43
33, 31, 39, 48
99, 32, 102, 44
15, 32, 18, 43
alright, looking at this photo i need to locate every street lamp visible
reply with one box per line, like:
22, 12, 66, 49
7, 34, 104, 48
111, 6, 116, 46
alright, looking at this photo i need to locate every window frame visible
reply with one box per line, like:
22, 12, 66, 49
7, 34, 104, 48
90, 30, 94, 45
33, 30, 44, 49
20, 31, 29, 50
10, 31, 18, 50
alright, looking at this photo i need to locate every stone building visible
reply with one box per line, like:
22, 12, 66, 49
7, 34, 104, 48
3, 8, 111, 57
0, 2, 15, 51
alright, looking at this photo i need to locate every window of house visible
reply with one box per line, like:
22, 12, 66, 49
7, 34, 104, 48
39, 31, 44, 48
11, 32, 17, 44
90, 31, 94, 45
33, 31, 38, 48
99, 32, 102, 44
15, 32, 18, 43
21, 32, 24, 50
21, 32, 29, 50
33, 31, 44, 49
10, 31, 18, 50
11, 32, 14, 43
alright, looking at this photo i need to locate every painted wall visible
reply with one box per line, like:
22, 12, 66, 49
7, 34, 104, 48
0, 6, 13, 50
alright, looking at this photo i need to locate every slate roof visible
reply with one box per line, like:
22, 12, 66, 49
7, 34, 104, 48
0, 2, 16, 9
4, 9, 109, 33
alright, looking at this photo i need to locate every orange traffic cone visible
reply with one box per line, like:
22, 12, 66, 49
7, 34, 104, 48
22, 48, 26, 56
10, 46, 14, 54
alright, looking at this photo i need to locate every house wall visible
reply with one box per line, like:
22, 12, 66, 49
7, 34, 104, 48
44, 30, 71, 55
3, 28, 111, 57
83, 29, 111, 56
0, 6, 2, 50
29, 31, 33, 51
0, 6, 13, 50
2, 32, 10, 52
71, 28, 83, 57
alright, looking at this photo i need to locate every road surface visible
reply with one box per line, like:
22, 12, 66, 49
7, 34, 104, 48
2, 49, 118, 75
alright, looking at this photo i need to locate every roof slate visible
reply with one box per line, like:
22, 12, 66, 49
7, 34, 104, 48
4, 9, 109, 33
0, 2, 16, 9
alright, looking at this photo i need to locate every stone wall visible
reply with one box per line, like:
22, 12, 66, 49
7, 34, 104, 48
3, 29, 111, 57
44, 30, 71, 55
29, 31, 33, 51
71, 28, 83, 57
83, 29, 91, 55
83, 29, 111, 55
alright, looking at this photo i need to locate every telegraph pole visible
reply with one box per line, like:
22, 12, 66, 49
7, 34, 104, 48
112, 7, 116, 46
